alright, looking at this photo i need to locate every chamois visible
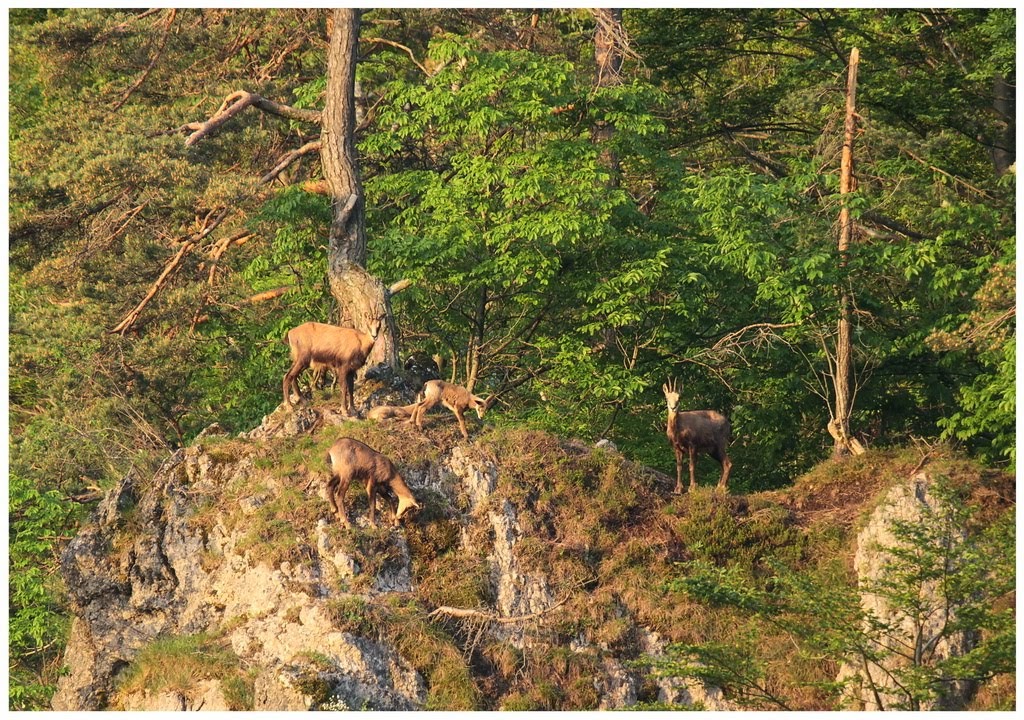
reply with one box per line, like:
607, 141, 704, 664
408, 379, 487, 440
324, 438, 420, 527
662, 378, 732, 493
366, 402, 420, 421
282, 319, 380, 414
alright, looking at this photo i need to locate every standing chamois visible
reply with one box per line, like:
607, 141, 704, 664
282, 319, 381, 415
662, 378, 732, 493
324, 438, 420, 527
408, 379, 487, 440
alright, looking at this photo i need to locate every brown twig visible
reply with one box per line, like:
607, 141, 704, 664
112, 9, 176, 111
109, 208, 229, 334
428, 595, 569, 625
362, 36, 431, 76
901, 147, 994, 199
261, 140, 322, 184
245, 286, 292, 304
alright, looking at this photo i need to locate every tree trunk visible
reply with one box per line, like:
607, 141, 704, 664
832, 47, 861, 458
990, 73, 1014, 175
322, 8, 399, 369
592, 8, 624, 181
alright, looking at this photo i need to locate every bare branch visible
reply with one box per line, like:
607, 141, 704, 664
388, 278, 412, 295
261, 140, 322, 184
179, 91, 322, 147
244, 286, 292, 304
363, 36, 431, 76
109, 208, 230, 334
112, 9, 176, 111
428, 595, 569, 625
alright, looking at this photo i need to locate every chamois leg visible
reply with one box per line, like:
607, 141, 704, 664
366, 478, 377, 526
673, 447, 684, 494
338, 370, 356, 416
718, 455, 732, 491
451, 404, 470, 440
283, 359, 307, 407
330, 473, 352, 527
688, 448, 698, 492
376, 486, 399, 526
410, 396, 439, 430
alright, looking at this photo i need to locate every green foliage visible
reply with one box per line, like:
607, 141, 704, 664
8, 473, 79, 709
658, 475, 1015, 710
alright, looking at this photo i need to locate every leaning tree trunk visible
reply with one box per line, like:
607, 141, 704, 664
322, 8, 399, 370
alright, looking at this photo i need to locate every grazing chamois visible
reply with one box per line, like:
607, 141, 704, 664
408, 379, 487, 440
324, 438, 420, 527
662, 378, 732, 493
282, 319, 381, 414
366, 402, 420, 421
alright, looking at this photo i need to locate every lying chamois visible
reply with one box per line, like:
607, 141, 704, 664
366, 402, 419, 421
282, 319, 381, 415
408, 379, 487, 440
662, 378, 732, 493
324, 438, 420, 527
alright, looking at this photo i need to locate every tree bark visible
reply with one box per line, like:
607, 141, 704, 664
990, 73, 1014, 175
832, 47, 862, 458
592, 8, 624, 181
322, 8, 399, 370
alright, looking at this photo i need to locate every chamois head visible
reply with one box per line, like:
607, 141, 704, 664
367, 315, 383, 341
470, 394, 487, 419
395, 495, 421, 523
662, 378, 681, 413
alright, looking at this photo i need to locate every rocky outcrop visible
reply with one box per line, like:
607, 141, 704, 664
51, 430, 427, 711
52, 407, 726, 711
837, 472, 977, 710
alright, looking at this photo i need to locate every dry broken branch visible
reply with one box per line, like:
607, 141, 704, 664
109, 208, 229, 334
387, 278, 412, 295
428, 595, 569, 625
363, 36, 431, 76
179, 91, 322, 147
245, 286, 292, 304
112, 9, 176, 111
261, 140, 322, 184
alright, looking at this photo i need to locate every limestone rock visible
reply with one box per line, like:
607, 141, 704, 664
837, 473, 976, 710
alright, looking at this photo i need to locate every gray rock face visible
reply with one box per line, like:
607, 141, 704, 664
836, 473, 977, 710
52, 415, 726, 711
51, 432, 426, 712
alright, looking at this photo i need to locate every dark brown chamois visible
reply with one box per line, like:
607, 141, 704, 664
324, 438, 420, 527
282, 319, 380, 415
662, 378, 732, 493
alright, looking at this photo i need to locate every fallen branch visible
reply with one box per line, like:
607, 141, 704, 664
112, 9, 176, 111
261, 140, 322, 184
301, 179, 330, 196
245, 286, 292, 304
109, 208, 229, 334
205, 231, 252, 285
110, 240, 197, 334
179, 91, 321, 147
428, 595, 569, 625
388, 278, 412, 295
